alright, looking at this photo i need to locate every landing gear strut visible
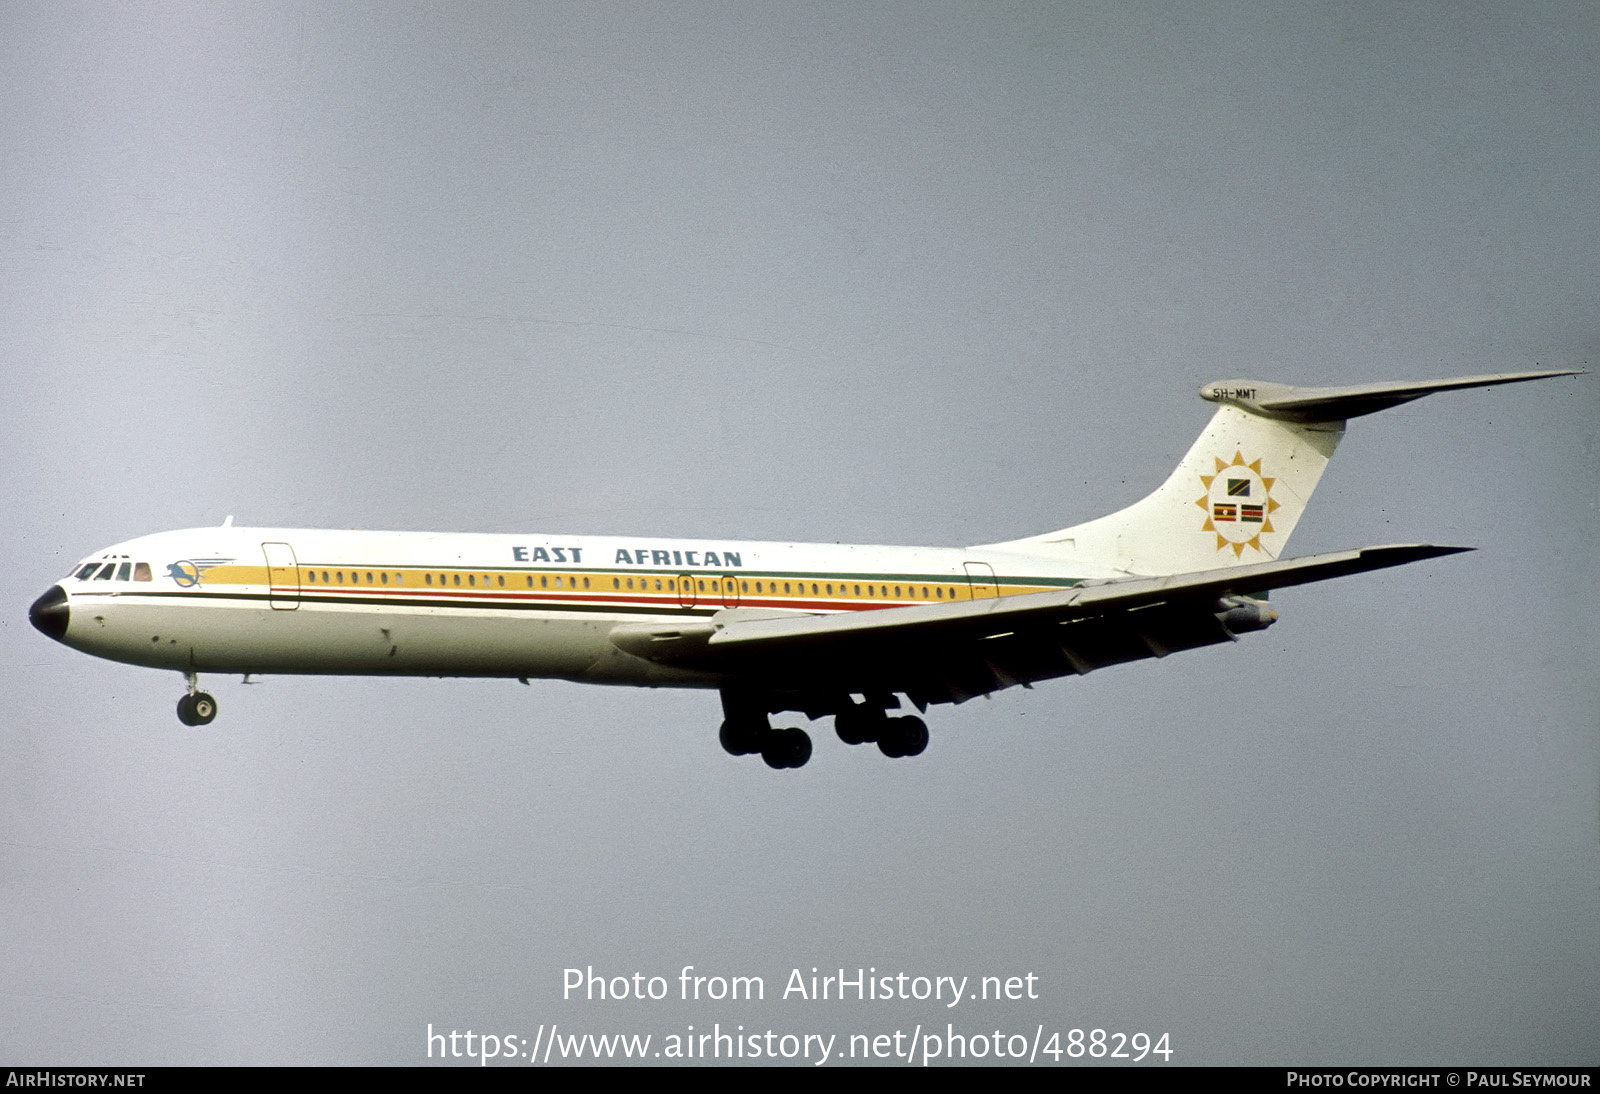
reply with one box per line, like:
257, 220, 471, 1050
176, 672, 217, 726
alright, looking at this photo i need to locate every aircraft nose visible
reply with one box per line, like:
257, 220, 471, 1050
29, 585, 70, 641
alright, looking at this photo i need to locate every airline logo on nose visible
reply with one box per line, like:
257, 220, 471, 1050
167, 559, 233, 587
1197, 453, 1279, 558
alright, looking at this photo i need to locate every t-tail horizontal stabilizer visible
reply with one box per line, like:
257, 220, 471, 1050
989, 368, 1578, 575
1200, 368, 1582, 422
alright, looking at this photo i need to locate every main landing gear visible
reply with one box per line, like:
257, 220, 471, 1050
176, 672, 217, 726
718, 693, 929, 770
719, 717, 813, 770
834, 704, 928, 758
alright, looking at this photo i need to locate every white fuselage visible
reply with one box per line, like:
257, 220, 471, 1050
44, 526, 1101, 689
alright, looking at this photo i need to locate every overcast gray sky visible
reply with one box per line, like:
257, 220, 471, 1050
3, 1, 1597, 1066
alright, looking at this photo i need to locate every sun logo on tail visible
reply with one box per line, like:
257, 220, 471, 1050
1197, 452, 1279, 558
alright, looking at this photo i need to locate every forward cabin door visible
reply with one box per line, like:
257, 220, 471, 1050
262, 542, 301, 610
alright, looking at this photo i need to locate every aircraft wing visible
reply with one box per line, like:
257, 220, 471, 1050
707, 543, 1467, 650
609, 544, 1470, 708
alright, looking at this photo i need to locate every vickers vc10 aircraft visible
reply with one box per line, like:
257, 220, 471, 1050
30, 369, 1575, 769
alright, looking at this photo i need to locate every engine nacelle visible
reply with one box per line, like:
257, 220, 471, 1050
1215, 597, 1278, 635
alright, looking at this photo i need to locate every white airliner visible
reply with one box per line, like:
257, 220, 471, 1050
30, 369, 1576, 768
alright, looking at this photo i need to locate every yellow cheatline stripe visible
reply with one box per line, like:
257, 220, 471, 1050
194, 563, 1063, 606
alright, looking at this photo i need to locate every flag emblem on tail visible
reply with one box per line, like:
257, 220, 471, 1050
1197, 452, 1280, 558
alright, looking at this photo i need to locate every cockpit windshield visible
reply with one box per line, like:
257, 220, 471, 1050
71, 560, 154, 582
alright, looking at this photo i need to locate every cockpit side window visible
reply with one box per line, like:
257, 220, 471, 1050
94, 563, 116, 580
133, 563, 152, 581
115, 562, 131, 581
75, 563, 101, 580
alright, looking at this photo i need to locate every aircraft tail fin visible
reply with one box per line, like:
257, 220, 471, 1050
986, 369, 1578, 575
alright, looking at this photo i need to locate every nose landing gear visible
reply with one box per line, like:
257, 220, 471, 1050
177, 693, 217, 725
176, 672, 218, 726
